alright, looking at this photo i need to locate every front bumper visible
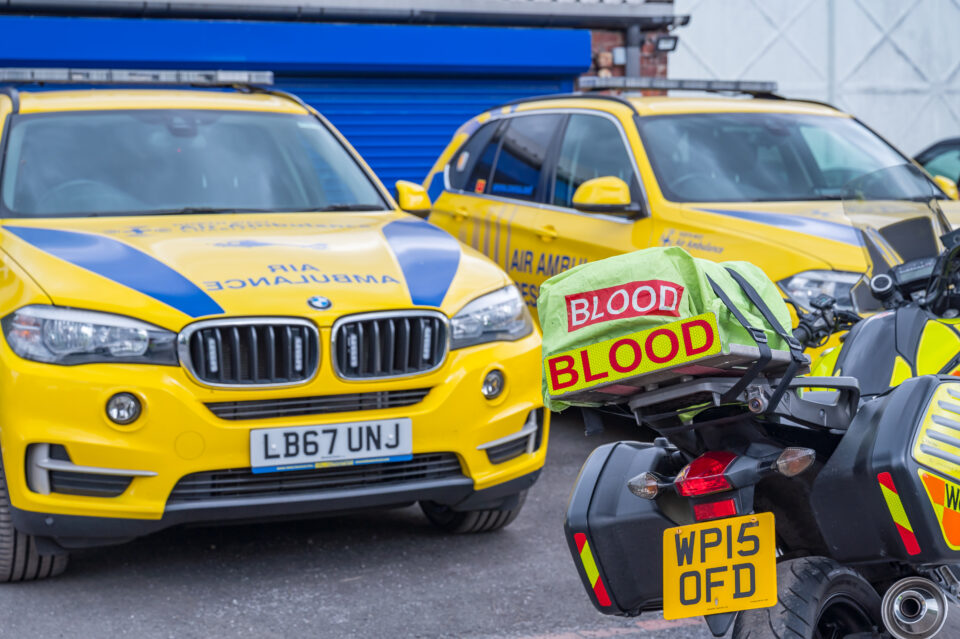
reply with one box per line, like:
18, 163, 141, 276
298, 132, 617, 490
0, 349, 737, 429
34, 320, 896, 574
12, 468, 541, 549
0, 328, 547, 541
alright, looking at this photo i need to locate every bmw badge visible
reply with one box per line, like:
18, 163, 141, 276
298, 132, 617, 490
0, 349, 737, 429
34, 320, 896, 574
307, 296, 332, 311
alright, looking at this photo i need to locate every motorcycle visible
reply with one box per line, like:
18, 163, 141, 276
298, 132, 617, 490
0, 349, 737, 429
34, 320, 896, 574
561, 165, 960, 639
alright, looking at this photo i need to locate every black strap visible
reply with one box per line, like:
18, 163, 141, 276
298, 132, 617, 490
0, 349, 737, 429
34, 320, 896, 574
724, 268, 806, 411
706, 275, 772, 403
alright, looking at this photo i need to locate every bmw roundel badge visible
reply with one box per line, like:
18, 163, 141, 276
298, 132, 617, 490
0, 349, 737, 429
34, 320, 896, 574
307, 296, 332, 311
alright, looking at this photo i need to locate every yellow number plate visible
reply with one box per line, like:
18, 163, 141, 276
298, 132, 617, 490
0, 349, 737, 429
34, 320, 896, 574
662, 512, 777, 620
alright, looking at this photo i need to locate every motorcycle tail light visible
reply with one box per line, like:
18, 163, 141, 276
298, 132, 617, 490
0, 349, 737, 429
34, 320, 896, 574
693, 498, 737, 521
675, 451, 737, 497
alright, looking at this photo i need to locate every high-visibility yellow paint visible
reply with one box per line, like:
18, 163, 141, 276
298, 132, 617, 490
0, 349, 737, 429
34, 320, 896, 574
891, 356, 914, 387
918, 320, 960, 374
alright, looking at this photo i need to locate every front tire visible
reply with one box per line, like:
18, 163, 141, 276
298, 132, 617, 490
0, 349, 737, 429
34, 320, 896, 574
420, 490, 527, 534
732, 557, 882, 639
0, 456, 68, 582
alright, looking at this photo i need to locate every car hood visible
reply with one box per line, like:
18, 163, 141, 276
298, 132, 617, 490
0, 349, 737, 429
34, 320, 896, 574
1, 212, 509, 330
691, 200, 960, 272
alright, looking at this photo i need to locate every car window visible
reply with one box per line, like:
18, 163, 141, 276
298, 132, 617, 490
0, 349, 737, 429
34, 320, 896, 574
448, 121, 499, 192
0, 110, 388, 218
553, 114, 636, 208
923, 148, 960, 182
635, 113, 924, 202
488, 114, 564, 202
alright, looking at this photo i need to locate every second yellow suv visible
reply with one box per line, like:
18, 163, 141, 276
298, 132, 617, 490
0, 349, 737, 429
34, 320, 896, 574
424, 91, 959, 324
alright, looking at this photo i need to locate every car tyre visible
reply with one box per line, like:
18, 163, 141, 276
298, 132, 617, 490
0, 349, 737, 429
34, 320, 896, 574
420, 490, 527, 534
732, 556, 882, 639
0, 455, 68, 582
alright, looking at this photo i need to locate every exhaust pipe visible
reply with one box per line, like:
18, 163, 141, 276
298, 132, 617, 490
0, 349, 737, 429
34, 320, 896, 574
881, 577, 948, 639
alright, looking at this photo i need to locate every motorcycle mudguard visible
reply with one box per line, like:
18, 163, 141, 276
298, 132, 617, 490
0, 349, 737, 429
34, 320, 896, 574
564, 440, 683, 616
811, 375, 960, 565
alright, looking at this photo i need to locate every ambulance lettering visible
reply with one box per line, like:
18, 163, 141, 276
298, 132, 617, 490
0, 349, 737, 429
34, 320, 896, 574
919, 470, 960, 549
566, 280, 684, 332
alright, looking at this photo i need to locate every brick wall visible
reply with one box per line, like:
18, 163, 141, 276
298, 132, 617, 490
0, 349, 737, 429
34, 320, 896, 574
581, 27, 670, 94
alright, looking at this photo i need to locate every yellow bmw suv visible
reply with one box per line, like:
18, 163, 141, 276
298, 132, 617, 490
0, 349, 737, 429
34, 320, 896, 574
424, 86, 959, 324
0, 70, 546, 580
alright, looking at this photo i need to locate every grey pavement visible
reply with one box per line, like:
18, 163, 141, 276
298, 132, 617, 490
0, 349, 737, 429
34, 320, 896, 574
0, 412, 713, 639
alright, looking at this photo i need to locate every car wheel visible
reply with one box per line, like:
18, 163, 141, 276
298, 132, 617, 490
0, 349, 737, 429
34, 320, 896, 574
0, 455, 68, 582
420, 490, 527, 534
732, 557, 882, 639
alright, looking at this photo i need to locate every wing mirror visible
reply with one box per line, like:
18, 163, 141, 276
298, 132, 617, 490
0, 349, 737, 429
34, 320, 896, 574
932, 175, 959, 201
395, 180, 432, 217
572, 176, 640, 215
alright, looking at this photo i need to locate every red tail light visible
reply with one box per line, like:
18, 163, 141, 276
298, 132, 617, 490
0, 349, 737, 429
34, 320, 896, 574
693, 498, 737, 521
675, 451, 737, 497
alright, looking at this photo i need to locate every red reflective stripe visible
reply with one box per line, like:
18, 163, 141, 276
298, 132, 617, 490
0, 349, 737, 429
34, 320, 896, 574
593, 577, 612, 606
574, 532, 587, 553
895, 523, 922, 556
878, 471, 897, 493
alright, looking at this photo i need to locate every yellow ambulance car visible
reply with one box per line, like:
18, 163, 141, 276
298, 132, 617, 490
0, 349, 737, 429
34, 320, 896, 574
0, 69, 545, 580
424, 81, 959, 325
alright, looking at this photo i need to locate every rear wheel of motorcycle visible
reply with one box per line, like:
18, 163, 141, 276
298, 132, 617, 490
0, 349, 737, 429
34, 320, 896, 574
732, 557, 882, 639
420, 491, 526, 534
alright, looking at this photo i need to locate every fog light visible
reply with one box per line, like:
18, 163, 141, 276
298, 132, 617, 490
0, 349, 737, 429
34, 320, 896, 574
481, 370, 505, 400
107, 392, 141, 425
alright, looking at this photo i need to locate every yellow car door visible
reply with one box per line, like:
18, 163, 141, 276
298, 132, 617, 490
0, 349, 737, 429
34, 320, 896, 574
431, 112, 567, 311
528, 113, 653, 311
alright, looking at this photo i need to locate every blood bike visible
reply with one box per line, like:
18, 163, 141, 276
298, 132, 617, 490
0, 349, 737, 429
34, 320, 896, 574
562, 165, 960, 639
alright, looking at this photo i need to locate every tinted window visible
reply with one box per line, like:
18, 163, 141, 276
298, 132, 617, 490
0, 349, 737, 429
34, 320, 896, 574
553, 115, 636, 208
0, 110, 387, 217
489, 114, 563, 202
448, 121, 499, 191
924, 148, 960, 182
636, 113, 922, 202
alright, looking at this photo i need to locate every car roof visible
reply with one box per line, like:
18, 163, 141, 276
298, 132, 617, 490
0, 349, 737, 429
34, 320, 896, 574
9, 88, 309, 115
627, 96, 846, 117
509, 94, 846, 118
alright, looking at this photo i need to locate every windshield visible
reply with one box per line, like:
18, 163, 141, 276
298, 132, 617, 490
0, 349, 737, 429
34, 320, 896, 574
636, 112, 935, 203
0, 110, 388, 217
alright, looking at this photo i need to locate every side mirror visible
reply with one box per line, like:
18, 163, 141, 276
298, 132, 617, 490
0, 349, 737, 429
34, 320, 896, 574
572, 176, 638, 215
933, 175, 959, 201
395, 180, 432, 216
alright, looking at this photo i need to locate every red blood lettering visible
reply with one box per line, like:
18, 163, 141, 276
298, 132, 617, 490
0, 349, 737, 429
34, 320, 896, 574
609, 339, 643, 373
682, 319, 715, 356
580, 350, 609, 383
645, 329, 680, 364
565, 280, 684, 331
548, 355, 579, 390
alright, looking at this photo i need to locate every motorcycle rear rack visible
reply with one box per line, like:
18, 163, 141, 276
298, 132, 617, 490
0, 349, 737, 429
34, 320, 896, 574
628, 375, 860, 431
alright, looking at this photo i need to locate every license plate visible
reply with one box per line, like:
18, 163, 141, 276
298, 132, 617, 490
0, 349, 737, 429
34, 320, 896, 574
662, 512, 777, 620
249, 418, 412, 474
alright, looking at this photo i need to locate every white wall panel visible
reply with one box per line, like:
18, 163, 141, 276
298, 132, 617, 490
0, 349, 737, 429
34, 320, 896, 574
671, 0, 960, 155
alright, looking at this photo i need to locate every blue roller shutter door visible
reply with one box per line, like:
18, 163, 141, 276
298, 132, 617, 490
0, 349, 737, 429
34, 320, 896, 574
273, 76, 574, 188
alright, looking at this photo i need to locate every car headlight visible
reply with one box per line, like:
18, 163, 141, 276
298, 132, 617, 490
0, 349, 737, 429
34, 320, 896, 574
778, 271, 862, 312
450, 285, 533, 349
1, 305, 178, 365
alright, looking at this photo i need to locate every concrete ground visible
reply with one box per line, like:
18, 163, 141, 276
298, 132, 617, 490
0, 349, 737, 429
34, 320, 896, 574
0, 412, 716, 639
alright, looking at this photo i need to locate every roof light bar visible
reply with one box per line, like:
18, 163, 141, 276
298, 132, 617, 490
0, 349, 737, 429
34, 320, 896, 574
579, 76, 777, 94
0, 68, 274, 86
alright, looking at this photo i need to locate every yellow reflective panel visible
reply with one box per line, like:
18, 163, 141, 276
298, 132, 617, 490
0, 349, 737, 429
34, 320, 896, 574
810, 347, 840, 378
890, 356, 914, 388
917, 321, 960, 375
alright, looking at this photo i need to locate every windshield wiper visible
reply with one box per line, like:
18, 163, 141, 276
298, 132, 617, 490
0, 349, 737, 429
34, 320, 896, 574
147, 207, 272, 216
304, 204, 389, 212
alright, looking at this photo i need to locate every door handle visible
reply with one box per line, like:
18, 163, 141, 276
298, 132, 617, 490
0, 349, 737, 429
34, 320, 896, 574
453, 207, 468, 222
538, 225, 559, 242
